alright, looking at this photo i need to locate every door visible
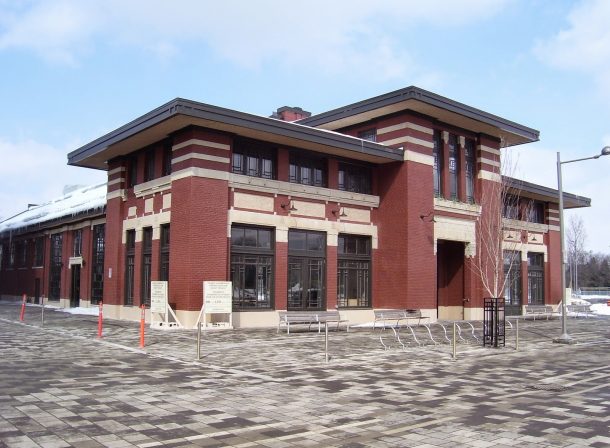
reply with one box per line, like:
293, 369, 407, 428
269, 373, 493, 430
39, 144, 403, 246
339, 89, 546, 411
436, 240, 465, 320
70, 266, 81, 308
34, 279, 41, 305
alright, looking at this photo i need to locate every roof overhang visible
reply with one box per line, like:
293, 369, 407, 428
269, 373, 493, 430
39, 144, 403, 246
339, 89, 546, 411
505, 176, 591, 209
68, 99, 404, 170
297, 86, 540, 147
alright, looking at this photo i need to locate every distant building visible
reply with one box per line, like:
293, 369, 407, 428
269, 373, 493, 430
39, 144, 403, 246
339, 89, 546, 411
0, 87, 590, 327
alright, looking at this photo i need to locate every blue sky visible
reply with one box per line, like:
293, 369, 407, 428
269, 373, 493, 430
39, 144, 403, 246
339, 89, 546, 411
1, 0, 609, 252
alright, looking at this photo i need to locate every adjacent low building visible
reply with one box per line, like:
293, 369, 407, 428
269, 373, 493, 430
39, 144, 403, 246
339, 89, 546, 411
0, 86, 590, 327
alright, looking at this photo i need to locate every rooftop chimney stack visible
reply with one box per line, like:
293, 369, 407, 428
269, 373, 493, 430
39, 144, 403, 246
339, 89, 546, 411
271, 106, 311, 122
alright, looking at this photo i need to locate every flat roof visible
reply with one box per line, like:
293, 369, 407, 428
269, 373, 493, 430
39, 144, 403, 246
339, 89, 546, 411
504, 176, 591, 209
298, 86, 540, 147
68, 99, 404, 170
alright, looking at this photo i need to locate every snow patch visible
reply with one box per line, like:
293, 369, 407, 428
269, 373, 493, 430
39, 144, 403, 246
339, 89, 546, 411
590, 303, 610, 316
57, 306, 100, 316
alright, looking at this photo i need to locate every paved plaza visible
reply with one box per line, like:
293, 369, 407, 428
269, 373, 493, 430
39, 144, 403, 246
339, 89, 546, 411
0, 302, 609, 448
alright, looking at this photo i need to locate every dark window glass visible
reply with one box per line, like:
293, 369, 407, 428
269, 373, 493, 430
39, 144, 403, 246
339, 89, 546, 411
503, 194, 520, 219
18, 240, 27, 267
357, 128, 377, 142
527, 252, 545, 305
465, 138, 475, 203
232, 139, 276, 179
141, 227, 153, 306
287, 230, 326, 311
125, 230, 135, 306
338, 163, 372, 194
162, 141, 172, 176
0, 244, 3, 270
527, 201, 545, 224
448, 134, 458, 200
72, 229, 82, 257
49, 234, 63, 300
337, 235, 371, 308
160, 224, 170, 282
503, 251, 521, 307
289, 152, 327, 187
91, 224, 105, 304
9, 241, 15, 268
230, 225, 274, 310
144, 149, 155, 182
433, 130, 443, 197
34, 237, 44, 267
128, 157, 138, 188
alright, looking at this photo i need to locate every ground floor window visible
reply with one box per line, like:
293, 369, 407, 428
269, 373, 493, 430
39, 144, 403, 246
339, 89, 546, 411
337, 234, 371, 308
503, 251, 521, 306
141, 227, 152, 306
91, 224, 105, 304
288, 230, 326, 310
230, 225, 274, 310
527, 252, 544, 305
125, 230, 135, 306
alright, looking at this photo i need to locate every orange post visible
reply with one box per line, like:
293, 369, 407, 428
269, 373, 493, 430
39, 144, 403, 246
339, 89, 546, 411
19, 294, 26, 321
607, 300, 610, 307
139, 304, 145, 348
98, 301, 103, 338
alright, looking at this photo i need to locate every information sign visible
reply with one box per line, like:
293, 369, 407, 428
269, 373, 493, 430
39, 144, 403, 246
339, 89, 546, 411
203, 281, 232, 314
150, 281, 168, 314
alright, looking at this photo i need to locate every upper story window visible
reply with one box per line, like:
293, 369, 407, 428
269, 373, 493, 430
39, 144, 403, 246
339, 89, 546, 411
433, 130, 443, 197
338, 163, 372, 194
448, 134, 459, 200
162, 141, 172, 176
527, 201, 545, 224
465, 138, 476, 203
232, 139, 275, 179
9, 241, 15, 268
72, 229, 82, 257
503, 194, 520, 219
289, 152, 327, 187
127, 156, 138, 188
144, 149, 155, 182
18, 240, 27, 268
358, 128, 377, 142
34, 237, 44, 267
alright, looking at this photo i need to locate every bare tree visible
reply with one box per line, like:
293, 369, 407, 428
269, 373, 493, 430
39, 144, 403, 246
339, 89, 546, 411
566, 214, 587, 292
470, 147, 531, 299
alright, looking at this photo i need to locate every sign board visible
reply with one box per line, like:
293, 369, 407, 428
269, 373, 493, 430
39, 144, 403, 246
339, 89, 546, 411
203, 281, 232, 314
150, 281, 168, 314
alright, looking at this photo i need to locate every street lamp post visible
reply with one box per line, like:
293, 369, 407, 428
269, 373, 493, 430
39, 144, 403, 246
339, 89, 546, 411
554, 146, 610, 344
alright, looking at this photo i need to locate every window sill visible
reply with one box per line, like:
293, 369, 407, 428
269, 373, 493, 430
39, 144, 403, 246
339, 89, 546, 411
434, 197, 482, 217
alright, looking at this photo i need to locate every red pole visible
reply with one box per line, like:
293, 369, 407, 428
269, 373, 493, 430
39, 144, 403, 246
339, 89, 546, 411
19, 294, 26, 321
139, 304, 145, 348
98, 301, 103, 338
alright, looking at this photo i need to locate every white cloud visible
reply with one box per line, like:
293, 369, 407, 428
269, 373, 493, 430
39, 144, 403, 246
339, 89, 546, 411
535, 0, 610, 96
0, 0, 509, 78
0, 139, 106, 222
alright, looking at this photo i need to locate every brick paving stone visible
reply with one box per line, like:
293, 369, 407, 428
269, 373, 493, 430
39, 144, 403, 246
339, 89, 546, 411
2, 303, 610, 447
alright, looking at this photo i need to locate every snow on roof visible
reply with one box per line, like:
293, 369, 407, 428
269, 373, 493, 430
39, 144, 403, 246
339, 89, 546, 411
0, 183, 107, 234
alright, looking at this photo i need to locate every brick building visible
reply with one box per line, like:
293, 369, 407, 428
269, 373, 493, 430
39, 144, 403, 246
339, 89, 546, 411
0, 86, 590, 327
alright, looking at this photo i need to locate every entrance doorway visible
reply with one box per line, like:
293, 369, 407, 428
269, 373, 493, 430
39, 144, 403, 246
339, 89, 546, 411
437, 240, 465, 320
287, 230, 326, 311
70, 266, 81, 308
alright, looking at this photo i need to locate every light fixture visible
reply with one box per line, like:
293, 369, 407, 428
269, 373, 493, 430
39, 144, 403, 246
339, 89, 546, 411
281, 201, 297, 212
420, 211, 436, 223
332, 207, 347, 218
554, 145, 610, 344
531, 235, 537, 242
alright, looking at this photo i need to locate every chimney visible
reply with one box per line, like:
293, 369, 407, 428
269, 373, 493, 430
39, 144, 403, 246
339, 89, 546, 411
270, 106, 311, 122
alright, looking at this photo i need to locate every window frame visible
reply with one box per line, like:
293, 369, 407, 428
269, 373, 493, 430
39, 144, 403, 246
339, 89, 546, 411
357, 128, 377, 142
289, 151, 327, 187
231, 139, 276, 180
338, 162, 372, 194
90, 224, 105, 304
144, 149, 155, 182
337, 234, 372, 309
141, 227, 153, 307
465, 138, 476, 203
125, 229, 136, 306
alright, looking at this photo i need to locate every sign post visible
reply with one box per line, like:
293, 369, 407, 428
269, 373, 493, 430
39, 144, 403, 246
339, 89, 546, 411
199, 281, 232, 329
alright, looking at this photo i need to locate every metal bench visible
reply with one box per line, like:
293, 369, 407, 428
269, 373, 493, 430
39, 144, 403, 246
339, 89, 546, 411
523, 305, 559, 320
566, 304, 593, 318
277, 311, 349, 334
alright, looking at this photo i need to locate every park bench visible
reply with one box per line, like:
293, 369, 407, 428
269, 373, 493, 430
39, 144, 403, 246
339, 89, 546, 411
566, 304, 593, 318
523, 305, 559, 320
277, 310, 349, 334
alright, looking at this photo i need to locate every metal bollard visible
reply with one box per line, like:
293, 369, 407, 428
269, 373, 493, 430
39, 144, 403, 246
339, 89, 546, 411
325, 321, 329, 363
97, 301, 103, 339
196, 322, 202, 360
139, 304, 145, 348
452, 322, 457, 359
515, 319, 519, 352
41, 298, 45, 327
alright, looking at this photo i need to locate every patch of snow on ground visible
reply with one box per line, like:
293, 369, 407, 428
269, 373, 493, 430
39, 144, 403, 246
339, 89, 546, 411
590, 303, 610, 316
57, 306, 100, 316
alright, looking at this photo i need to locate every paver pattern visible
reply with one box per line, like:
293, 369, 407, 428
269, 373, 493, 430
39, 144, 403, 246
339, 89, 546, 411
1, 302, 609, 447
